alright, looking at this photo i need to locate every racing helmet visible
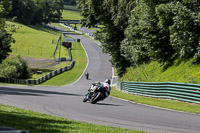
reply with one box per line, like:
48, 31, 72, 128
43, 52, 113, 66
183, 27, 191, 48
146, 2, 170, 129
105, 79, 111, 85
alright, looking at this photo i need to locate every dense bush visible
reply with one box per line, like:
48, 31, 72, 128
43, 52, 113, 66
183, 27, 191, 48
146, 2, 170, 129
0, 55, 32, 79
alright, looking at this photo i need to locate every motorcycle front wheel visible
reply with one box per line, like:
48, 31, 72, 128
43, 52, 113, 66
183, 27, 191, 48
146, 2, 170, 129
83, 94, 89, 102
90, 92, 102, 104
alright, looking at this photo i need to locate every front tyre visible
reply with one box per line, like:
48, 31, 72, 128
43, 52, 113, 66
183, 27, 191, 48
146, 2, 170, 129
83, 94, 89, 102
90, 92, 102, 104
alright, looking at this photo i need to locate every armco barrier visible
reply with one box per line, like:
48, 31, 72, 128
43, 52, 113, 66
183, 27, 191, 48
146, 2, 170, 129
117, 81, 200, 104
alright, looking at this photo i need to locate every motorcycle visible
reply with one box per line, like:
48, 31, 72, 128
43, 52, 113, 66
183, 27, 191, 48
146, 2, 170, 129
83, 83, 107, 104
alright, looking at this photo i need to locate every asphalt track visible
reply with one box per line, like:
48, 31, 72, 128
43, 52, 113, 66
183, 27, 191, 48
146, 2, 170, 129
0, 27, 200, 133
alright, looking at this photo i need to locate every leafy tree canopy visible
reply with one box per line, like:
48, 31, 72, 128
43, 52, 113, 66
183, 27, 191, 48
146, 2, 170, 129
77, 0, 136, 76
63, 0, 76, 5
9, 0, 64, 25
78, 0, 200, 76
0, 0, 15, 63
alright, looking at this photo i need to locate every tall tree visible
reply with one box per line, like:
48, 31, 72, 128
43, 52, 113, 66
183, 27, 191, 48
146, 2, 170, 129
77, 0, 136, 76
0, 1, 15, 63
122, 0, 200, 65
8, 0, 64, 25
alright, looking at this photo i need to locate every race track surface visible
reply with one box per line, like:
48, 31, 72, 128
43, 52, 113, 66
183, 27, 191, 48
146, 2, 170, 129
0, 26, 200, 133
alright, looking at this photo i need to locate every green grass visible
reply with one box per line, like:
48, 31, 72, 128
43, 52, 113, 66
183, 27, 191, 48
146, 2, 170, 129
41, 42, 87, 86
111, 87, 200, 114
8, 21, 68, 59
62, 10, 83, 20
0, 104, 146, 133
64, 5, 81, 11
120, 59, 200, 84
30, 68, 53, 79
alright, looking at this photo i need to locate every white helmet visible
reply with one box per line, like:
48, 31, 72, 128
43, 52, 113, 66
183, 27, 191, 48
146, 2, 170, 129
105, 79, 111, 85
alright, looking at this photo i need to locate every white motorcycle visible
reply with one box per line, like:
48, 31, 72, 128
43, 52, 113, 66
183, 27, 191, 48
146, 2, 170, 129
83, 83, 107, 104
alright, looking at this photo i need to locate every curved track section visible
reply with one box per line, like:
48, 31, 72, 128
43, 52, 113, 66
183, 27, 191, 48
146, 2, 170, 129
0, 27, 200, 133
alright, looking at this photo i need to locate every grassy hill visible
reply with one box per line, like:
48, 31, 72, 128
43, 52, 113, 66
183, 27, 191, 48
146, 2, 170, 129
4, 21, 87, 85
120, 58, 200, 84
8, 21, 67, 59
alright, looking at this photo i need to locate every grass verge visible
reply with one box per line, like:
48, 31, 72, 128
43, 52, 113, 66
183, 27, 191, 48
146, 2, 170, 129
0, 104, 146, 133
111, 86, 200, 114
41, 42, 87, 86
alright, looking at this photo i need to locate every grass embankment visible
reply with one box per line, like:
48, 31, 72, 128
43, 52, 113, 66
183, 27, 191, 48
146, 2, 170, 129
0, 104, 145, 133
111, 87, 200, 114
116, 58, 200, 113
9, 21, 68, 59
120, 59, 200, 84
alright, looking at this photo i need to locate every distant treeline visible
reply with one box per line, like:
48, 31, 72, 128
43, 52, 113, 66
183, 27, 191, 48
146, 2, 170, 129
77, 0, 200, 76
63, 0, 76, 6
5, 0, 64, 25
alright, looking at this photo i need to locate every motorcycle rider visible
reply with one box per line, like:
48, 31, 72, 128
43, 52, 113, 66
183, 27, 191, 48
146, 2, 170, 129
101, 79, 111, 98
85, 79, 111, 101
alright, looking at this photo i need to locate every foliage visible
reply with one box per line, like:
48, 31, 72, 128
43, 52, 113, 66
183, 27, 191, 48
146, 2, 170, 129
63, 0, 76, 6
122, 0, 200, 66
156, 1, 200, 62
0, 1, 15, 63
78, 0, 199, 76
0, 55, 32, 79
8, 0, 64, 25
77, 0, 136, 76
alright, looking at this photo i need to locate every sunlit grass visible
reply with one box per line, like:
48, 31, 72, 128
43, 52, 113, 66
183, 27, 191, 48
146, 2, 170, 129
0, 104, 146, 133
41, 42, 87, 86
8, 21, 68, 59
120, 59, 200, 84
62, 10, 83, 20
111, 86, 200, 114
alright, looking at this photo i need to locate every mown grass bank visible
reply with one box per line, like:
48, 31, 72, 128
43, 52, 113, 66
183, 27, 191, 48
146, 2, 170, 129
8, 21, 68, 59
120, 59, 200, 84
111, 87, 200, 114
0, 104, 146, 133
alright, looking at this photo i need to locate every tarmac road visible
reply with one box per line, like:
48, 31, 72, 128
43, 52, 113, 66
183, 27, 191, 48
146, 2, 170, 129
0, 26, 200, 133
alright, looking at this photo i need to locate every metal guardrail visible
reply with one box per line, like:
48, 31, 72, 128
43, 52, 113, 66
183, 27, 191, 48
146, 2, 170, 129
117, 81, 200, 104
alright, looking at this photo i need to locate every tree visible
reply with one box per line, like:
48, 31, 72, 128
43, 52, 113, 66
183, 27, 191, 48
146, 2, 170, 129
63, 0, 76, 5
77, 0, 135, 76
0, 1, 15, 63
78, 0, 200, 75
122, 0, 200, 66
8, 0, 64, 25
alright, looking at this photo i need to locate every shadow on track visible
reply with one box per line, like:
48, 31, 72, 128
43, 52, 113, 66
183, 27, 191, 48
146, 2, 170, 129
0, 87, 82, 97
95, 102, 123, 107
